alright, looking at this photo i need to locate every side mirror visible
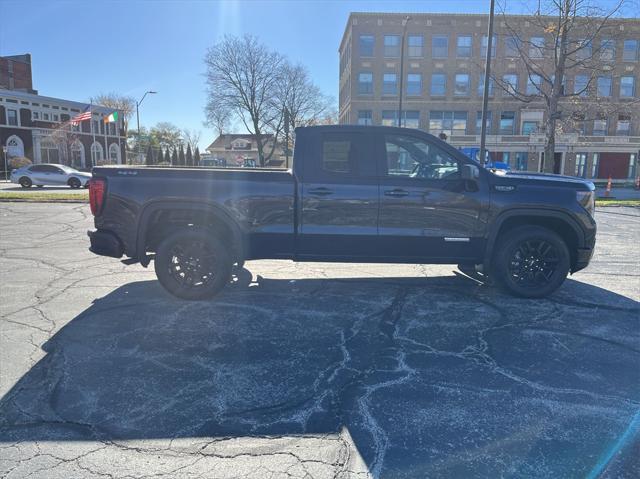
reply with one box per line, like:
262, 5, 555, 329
461, 164, 479, 180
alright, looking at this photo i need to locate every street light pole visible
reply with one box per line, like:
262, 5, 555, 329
397, 15, 410, 128
479, 0, 495, 168
136, 90, 157, 163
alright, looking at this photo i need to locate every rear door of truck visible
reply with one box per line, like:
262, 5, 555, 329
296, 128, 379, 258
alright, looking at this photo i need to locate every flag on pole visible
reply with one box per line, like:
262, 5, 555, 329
103, 111, 119, 123
71, 105, 91, 125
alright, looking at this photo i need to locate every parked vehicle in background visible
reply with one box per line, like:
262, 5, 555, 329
88, 125, 596, 300
460, 147, 511, 171
10, 163, 91, 188
200, 158, 228, 167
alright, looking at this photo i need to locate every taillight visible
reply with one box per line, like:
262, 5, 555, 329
89, 178, 106, 216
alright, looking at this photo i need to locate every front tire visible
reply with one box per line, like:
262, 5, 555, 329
154, 229, 233, 300
68, 177, 81, 189
493, 226, 570, 298
19, 177, 32, 188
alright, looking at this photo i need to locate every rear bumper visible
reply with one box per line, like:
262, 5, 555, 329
88, 230, 124, 258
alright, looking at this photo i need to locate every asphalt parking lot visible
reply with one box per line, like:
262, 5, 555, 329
0, 202, 639, 479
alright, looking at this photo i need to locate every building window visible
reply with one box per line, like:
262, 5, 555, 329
456, 36, 472, 57
429, 111, 467, 136
515, 152, 528, 171
499, 111, 516, 134
574, 75, 589, 97
628, 154, 637, 179
575, 153, 587, 177
593, 117, 608, 136
7, 109, 18, 126
576, 39, 592, 60
408, 35, 423, 57
529, 37, 545, 58
401, 111, 420, 129
406, 73, 422, 96
597, 76, 612, 97
359, 35, 374, 57
623, 40, 639, 62
522, 121, 539, 135
431, 73, 447, 96
454, 73, 470, 96
526, 75, 542, 95
505, 36, 520, 57
383, 73, 398, 95
53, 114, 59, 122
109, 144, 120, 164
591, 153, 599, 178
43, 112, 50, 121
478, 76, 494, 97
600, 39, 615, 61
503, 74, 518, 95
384, 35, 400, 57
32, 111, 39, 120
91, 142, 104, 164
481, 35, 496, 58
40, 139, 59, 163
357, 110, 373, 125
382, 110, 398, 126
476, 111, 492, 133
620, 76, 635, 98
322, 139, 351, 173
572, 113, 587, 135
432, 35, 449, 58
616, 115, 631, 136
358, 72, 373, 95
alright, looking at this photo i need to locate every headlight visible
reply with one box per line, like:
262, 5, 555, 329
577, 190, 595, 217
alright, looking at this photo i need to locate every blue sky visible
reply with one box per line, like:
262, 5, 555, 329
0, 0, 636, 148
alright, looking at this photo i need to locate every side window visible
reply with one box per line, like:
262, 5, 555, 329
385, 134, 460, 180
29, 165, 45, 172
322, 138, 353, 174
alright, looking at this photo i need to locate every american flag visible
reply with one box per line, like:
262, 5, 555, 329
71, 106, 92, 125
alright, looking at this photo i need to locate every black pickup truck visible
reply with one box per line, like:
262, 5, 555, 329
88, 125, 596, 300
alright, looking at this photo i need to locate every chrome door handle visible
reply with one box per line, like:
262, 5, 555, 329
384, 189, 409, 197
308, 187, 333, 196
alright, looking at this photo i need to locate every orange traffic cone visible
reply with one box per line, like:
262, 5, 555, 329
605, 176, 612, 197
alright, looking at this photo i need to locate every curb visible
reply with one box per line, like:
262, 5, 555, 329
0, 198, 88, 204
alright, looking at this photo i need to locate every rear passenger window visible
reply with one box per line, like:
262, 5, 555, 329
322, 140, 352, 173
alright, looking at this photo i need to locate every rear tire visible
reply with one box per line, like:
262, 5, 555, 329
68, 177, 81, 189
154, 228, 233, 300
493, 226, 570, 298
19, 177, 32, 188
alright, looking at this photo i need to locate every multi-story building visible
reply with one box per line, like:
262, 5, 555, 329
1, 54, 125, 169
339, 12, 639, 181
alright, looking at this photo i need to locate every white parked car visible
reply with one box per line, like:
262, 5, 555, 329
10, 163, 91, 189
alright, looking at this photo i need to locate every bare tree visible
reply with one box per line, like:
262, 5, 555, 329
278, 63, 334, 130
492, 0, 630, 169
182, 129, 202, 152
93, 93, 136, 133
204, 102, 231, 138
150, 122, 183, 152
204, 35, 285, 166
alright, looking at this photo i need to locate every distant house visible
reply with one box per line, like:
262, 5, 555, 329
205, 133, 288, 168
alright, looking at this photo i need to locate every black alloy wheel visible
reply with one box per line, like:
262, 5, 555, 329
494, 226, 570, 298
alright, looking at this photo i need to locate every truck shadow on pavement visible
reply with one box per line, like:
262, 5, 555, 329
1, 272, 639, 478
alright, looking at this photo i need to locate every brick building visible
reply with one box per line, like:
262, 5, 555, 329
1, 54, 125, 169
339, 12, 639, 181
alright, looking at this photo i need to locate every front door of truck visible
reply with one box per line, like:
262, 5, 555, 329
377, 132, 486, 262
298, 130, 379, 258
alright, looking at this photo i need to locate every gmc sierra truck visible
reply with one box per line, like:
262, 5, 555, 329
88, 125, 596, 300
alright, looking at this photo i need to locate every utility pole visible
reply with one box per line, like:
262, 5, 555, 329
397, 15, 410, 127
479, 0, 495, 167
136, 90, 157, 164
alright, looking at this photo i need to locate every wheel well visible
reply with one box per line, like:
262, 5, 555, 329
493, 216, 579, 270
143, 208, 243, 262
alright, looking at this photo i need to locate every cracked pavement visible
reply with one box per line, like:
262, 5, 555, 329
0, 202, 639, 478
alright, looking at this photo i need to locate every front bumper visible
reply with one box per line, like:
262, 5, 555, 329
88, 230, 124, 258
